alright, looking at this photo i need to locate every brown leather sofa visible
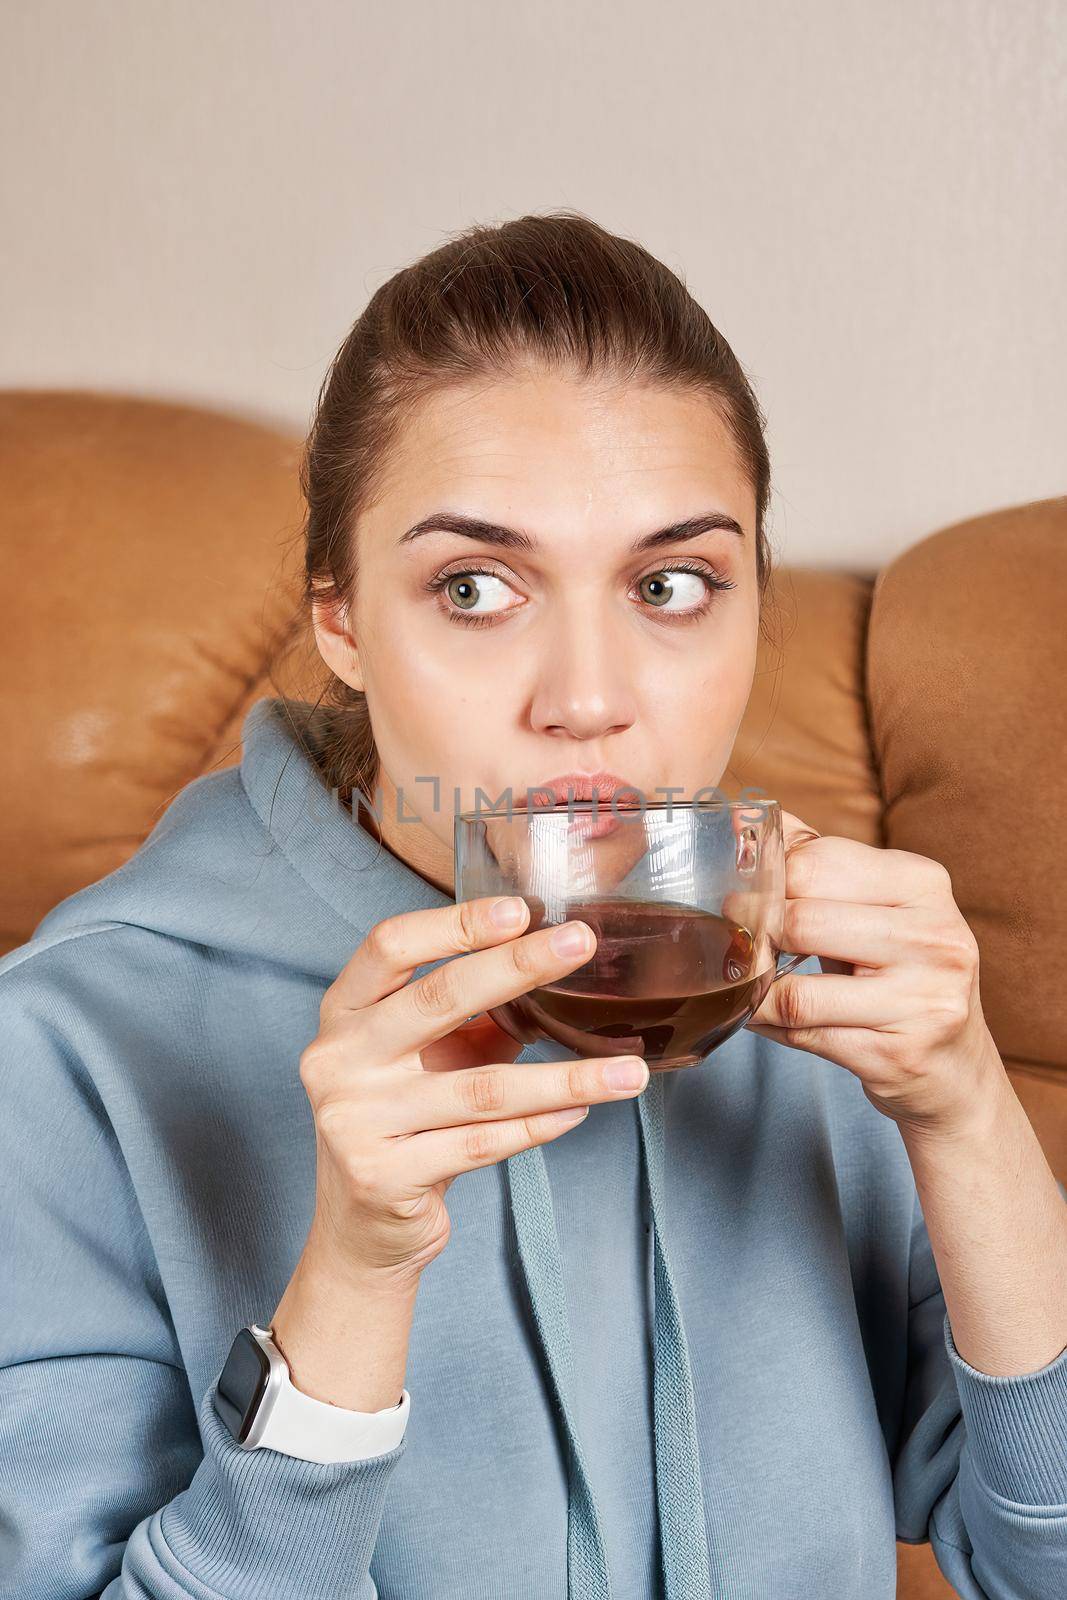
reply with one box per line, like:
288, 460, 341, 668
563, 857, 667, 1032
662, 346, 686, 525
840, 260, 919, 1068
2, 390, 1064, 1600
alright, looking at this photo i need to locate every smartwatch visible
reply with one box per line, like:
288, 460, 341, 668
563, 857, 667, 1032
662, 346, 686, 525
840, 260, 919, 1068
213, 1323, 410, 1464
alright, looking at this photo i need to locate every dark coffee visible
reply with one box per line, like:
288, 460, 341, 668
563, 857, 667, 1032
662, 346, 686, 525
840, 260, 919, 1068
489, 897, 774, 1070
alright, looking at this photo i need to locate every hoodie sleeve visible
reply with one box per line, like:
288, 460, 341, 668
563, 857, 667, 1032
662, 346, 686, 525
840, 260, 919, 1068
892, 1179, 1067, 1600
0, 972, 403, 1600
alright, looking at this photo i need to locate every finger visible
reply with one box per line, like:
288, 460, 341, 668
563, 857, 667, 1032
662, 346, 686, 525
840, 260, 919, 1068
320, 895, 532, 1021
389, 1055, 649, 1186
748, 970, 899, 1033
778, 813, 949, 908
369, 917, 598, 1057
779, 898, 919, 969
396, 1105, 595, 1189
745, 1020, 875, 1068
389, 1053, 649, 1138
779, 809, 822, 853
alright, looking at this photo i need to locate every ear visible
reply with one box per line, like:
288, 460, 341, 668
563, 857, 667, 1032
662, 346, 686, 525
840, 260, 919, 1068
311, 589, 365, 692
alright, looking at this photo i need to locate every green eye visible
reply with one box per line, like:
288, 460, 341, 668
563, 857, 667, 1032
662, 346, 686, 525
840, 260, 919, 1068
445, 572, 514, 614
638, 569, 711, 609
446, 575, 478, 610
427, 558, 735, 631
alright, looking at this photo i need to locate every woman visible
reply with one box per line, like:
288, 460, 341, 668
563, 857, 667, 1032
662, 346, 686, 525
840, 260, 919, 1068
2, 212, 1065, 1600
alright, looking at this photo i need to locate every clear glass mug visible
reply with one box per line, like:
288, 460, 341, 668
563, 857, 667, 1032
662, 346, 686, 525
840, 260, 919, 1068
453, 796, 808, 1072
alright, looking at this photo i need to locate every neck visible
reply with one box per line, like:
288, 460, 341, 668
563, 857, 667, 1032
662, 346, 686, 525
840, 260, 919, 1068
350, 774, 456, 898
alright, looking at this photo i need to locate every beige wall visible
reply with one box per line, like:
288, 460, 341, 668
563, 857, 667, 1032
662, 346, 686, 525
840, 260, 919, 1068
1, 0, 1063, 572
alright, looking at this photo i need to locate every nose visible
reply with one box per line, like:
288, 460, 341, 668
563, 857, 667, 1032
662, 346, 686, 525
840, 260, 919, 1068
528, 605, 638, 741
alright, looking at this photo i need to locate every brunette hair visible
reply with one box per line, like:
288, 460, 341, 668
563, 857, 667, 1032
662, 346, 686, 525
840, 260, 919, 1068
270, 209, 780, 810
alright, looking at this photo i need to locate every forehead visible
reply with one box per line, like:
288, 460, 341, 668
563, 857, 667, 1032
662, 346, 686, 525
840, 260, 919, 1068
368, 369, 755, 535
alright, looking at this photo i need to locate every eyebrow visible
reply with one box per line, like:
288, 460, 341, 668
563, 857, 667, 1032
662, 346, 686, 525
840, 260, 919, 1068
398, 509, 745, 553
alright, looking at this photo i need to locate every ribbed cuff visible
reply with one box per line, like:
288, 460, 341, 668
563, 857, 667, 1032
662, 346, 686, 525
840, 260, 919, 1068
156, 1385, 405, 1599
944, 1309, 1067, 1506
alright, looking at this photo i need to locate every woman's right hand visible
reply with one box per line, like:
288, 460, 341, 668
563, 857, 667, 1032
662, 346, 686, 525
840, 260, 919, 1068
298, 894, 650, 1286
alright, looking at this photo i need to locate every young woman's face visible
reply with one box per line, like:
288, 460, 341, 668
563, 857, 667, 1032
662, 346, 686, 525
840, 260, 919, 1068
313, 366, 762, 892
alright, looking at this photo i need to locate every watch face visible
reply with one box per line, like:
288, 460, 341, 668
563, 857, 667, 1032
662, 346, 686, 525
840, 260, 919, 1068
215, 1329, 272, 1444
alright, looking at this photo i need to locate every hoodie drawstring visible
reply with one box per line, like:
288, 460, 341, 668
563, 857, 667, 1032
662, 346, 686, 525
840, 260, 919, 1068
505, 1068, 713, 1598
505, 1128, 615, 1597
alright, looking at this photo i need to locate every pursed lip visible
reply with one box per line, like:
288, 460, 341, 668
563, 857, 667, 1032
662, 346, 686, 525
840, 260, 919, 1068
519, 771, 642, 808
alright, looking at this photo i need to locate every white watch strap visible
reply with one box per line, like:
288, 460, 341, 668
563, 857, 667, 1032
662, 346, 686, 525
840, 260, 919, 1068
243, 1324, 411, 1464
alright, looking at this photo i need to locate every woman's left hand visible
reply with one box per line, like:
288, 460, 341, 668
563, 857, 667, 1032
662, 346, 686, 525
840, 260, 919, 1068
745, 810, 1010, 1137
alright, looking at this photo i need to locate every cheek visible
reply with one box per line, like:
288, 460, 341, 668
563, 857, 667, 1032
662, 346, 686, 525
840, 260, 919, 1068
380, 631, 497, 741
362, 642, 503, 830
633, 604, 758, 778
639, 601, 757, 714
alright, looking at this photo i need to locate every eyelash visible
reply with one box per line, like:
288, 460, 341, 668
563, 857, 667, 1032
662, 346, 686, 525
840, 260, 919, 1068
424, 559, 737, 630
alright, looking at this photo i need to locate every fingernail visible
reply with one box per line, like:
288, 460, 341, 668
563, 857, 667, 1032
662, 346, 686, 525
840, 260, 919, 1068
603, 1057, 649, 1090
549, 921, 591, 957
549, 1105, 589, 1127
489, 896, 526, 929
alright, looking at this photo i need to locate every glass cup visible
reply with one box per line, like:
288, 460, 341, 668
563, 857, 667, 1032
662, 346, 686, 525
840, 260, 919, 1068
454, 796, 807, 1072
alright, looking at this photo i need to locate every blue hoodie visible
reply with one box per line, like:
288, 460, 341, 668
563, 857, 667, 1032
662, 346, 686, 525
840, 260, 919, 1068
2, 695, 1065, 1600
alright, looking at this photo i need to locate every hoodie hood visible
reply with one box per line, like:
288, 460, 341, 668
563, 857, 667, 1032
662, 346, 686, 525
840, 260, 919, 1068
28, 695, 710, 1599
32, 697, 455, 983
